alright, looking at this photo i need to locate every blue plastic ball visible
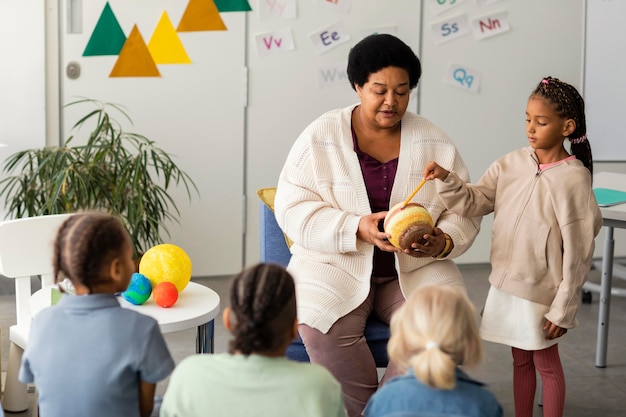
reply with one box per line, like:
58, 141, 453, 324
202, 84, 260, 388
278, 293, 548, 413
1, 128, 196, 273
122, 273, 153, 305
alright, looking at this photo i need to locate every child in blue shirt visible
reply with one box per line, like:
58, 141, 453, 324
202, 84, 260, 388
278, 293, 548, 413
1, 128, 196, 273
365, 285, 502, 417
19, 212, 175, 417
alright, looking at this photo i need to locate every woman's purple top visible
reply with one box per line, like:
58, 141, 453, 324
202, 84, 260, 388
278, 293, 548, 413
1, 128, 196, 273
352, 125, 398, 278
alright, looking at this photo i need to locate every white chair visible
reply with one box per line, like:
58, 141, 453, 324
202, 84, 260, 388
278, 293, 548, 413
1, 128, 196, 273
0, 214, 75, 413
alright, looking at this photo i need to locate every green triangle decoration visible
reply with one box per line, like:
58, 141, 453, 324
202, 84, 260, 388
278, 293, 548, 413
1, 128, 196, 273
83, 2, 127, 56
213, 0, 252, 12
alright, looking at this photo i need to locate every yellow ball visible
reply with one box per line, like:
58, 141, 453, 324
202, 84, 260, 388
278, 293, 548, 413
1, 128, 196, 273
139, 244, 192, 293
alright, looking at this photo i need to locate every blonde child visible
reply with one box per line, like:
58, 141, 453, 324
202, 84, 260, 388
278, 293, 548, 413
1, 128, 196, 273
364, 285, 502, 417
424, 76, 602, 417
160, 263, 346, 417
19, 213, 175, 417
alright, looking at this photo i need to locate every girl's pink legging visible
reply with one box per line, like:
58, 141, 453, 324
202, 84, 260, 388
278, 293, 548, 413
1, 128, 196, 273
512, 344, 565, 417
298, 276, 405, 417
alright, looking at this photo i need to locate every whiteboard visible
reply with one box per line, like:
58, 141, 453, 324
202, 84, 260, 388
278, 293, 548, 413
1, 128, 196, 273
419, 0, 584, 263
244, 0, 422, 265
584, 0, 626, 161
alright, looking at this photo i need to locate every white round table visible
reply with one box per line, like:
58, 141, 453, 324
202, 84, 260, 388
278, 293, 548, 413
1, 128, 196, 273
29, 281, 221, 353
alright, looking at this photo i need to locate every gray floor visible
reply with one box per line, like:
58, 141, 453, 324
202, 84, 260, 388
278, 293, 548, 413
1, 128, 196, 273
2, 263, 626, 416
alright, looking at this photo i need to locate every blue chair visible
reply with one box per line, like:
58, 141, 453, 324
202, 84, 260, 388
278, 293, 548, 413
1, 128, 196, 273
260, 202, 390, 367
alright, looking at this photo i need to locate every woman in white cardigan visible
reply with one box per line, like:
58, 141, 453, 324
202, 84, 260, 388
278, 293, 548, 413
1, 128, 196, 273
274, 33, 480, 417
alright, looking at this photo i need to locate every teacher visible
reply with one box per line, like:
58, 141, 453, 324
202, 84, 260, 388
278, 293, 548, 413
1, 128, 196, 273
274, 33, 480, 417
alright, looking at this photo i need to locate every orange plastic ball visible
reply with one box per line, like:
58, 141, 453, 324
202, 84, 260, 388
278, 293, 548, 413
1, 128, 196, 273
139, 244, 192, 293
153, 281, 178, 308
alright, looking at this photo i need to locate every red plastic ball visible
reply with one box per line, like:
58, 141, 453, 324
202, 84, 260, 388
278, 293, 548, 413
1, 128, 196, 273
153, 281, 178, 308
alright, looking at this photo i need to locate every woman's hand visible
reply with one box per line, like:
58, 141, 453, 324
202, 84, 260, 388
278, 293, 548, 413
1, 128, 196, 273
357, 212, 400, 252
543, 320, 568, 340
403, 227, 449, 258
423, 161, 450, 181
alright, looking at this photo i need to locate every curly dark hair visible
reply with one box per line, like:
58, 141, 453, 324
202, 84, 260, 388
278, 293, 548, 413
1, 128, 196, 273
54, 212, 129, 294
228, 263, 296, 355
347, 34, 422, 91
531, 76, 593, 174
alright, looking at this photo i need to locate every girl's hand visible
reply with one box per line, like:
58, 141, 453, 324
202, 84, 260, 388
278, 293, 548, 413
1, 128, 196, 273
543, 320, 568, 340
139, 381, 156, 417
404, 227, 448, 258
423, 161, 450, 181
357, 212, 400, 252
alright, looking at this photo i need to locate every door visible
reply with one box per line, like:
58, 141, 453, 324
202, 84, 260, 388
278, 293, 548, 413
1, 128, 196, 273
58, 0, 246, 276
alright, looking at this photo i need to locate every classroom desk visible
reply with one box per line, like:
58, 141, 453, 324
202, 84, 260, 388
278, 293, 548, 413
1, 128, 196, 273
588, 172, 626, 368
29, 281, 221, 354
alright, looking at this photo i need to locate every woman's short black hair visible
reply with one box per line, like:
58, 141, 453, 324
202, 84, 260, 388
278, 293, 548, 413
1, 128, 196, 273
347, 34, 422, 91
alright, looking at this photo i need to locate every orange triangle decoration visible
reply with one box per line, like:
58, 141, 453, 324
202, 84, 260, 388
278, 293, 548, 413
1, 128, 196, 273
177, 0, 227, 32
109, 25, 161, 77
148, 11, 192, 64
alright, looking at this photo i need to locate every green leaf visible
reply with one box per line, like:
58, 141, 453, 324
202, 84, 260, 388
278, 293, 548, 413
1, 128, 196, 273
0, 98, 198, 256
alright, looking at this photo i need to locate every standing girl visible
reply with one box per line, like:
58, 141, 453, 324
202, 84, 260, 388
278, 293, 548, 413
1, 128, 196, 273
19, 212, 175, 417
423, 76, 602, 417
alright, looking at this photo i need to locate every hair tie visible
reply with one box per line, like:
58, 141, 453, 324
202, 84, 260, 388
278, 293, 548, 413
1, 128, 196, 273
569, 134, 588, 145
425, 341, 439, 351
541, 79, 549, 85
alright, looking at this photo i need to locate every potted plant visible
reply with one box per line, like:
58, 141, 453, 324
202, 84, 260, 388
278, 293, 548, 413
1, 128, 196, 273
0, 98, 198, 257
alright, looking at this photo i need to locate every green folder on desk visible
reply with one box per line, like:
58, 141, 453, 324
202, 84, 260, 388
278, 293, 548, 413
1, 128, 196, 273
594, 188, 626, 207
51, 287, 62, 305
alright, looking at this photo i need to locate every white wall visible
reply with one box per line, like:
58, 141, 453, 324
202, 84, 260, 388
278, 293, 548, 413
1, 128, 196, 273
2, 1, 247, 277
244, 0, 422, 267
56, 1, 247, 277
4, 1, 624, 276
0, 1, 47, 220
419, 0, 586, 263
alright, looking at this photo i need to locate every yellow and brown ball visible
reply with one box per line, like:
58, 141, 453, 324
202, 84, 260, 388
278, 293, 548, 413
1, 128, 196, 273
384, 202, 434, 250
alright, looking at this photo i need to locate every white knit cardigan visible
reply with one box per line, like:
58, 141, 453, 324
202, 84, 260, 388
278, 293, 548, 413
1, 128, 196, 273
274, 104, 480, 333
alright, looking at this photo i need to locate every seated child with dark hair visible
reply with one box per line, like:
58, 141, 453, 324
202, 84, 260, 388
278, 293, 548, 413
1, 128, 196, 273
364, 285, 502, 417
160, 262, 346, 417
19, 212, 175, 417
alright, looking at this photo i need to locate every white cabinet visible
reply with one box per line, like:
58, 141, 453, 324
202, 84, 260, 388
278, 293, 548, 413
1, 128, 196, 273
58, 0, 246, 276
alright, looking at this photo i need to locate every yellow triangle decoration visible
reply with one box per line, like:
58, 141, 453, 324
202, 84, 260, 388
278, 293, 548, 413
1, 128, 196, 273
177, 0, 227, 32
148, 11, 192, 64
109, 25, 161, 77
